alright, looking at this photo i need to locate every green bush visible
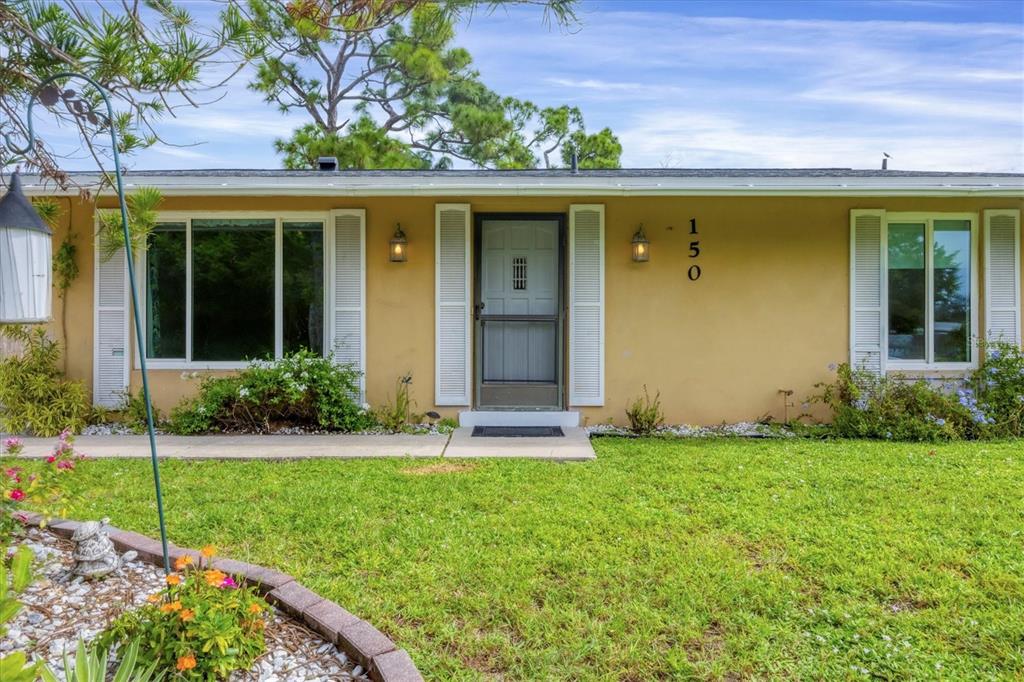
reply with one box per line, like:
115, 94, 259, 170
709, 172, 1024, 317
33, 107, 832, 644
969, 340, 1024, 437
0, 325, 90, 437
100, 548, 267, 680
625, 385, 665, 435
814, 348, 1024, 441
117, 391, 163, 435
168, 351, 374, 434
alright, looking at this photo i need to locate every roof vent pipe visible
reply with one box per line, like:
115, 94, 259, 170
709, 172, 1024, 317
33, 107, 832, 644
881, 152, 891, 171
317, 156, 338, 171
570, 148, 578, 174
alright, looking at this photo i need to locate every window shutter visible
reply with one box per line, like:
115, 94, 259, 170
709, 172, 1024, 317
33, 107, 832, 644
435, 203, 471, 406
984, 209, 1021, 347
850, 209, 886, 374
93, 222, 129, 407
569, 204, 605, 406
329, 209, 366, 401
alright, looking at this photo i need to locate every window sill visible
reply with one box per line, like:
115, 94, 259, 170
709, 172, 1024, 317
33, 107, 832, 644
886, 364, 976, 377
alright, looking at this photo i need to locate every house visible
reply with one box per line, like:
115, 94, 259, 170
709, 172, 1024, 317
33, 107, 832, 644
17, 168, 1024, 427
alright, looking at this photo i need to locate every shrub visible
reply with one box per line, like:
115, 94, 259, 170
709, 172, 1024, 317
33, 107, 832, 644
969, 340, 1024, 437
118, 391, 163, 435
814, 363, 988, 441
625, 385, 665, 435
1, 430, 87, 546
99, 547, 269, 681
1, 546, 44, 682
0, 325, 90, 437
167, 351, 374, 434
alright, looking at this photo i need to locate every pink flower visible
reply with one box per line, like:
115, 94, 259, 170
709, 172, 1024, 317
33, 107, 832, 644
9, 489, 25, 501
56, 460, 75, 471
221, 576, 237, 589
3, 437, 23, 455
46, 455, 57, 464
4, 467, 20, 479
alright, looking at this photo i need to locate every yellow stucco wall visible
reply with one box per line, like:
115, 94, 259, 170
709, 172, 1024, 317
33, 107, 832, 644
41, 193, 1023, 426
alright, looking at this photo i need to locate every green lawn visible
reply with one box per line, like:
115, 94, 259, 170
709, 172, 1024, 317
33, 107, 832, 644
35, 439, 1024, 679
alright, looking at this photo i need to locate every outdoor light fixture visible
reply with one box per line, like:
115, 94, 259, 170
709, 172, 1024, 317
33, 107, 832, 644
632, 224, 650, 262
0, 171, 52, 322
3, 72, 171, 574
390, 223, 408, 262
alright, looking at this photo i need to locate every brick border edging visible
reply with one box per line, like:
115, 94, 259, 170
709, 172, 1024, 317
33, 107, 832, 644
22, 516, 423, 682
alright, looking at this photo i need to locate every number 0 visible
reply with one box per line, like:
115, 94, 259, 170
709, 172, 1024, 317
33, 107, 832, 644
688, 264, 701, 281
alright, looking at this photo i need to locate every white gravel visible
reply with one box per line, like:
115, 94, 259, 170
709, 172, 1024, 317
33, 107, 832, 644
3, 528, 369, 681
587, 421, 796, 438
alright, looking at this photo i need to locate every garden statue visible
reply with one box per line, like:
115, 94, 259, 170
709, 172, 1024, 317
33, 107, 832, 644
70, 519, 126, 578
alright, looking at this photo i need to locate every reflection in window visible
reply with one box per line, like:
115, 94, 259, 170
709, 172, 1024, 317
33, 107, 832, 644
933, 220, 970, 362
145, 223, 186, 359
191, 218, 275, 361
887, 223, 926, 360
283, 222, 324, 355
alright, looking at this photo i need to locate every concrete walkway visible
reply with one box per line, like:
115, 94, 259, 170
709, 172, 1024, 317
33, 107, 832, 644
11, 431, 595, 461
444, 427, 595, 461
14, 434, 446, 459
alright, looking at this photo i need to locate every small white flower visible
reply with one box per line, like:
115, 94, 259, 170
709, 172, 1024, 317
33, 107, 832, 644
239, 387, 250, 398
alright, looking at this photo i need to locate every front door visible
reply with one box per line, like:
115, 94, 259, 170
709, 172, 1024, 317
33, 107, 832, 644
475, 215, 563, 409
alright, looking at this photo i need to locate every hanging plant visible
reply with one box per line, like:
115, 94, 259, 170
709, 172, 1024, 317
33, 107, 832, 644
97, 186, 163, 262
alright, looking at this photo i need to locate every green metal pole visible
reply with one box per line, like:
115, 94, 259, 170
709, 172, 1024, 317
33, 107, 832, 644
4, 72, 171, 573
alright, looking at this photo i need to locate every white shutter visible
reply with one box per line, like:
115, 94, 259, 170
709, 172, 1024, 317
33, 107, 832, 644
984, 209, 1021, 347
569, 204, 605, 406
850, 209, 886, 374
93, 219, 129, 407
435, 203, 471, 406
329, 209, 366, 401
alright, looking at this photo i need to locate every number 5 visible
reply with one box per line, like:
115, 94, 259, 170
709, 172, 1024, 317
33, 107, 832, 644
689, 241, 700, 258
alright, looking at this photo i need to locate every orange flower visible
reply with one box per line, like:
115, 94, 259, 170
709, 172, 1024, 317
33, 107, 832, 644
200, 544, 216, 558
165, 574, 181, 586
174, 555, 194, 571
203, 569, 227, 587
146, 594, 161, 604
176, 655, 196, 672
159, 600, 182, 613
179, 608, 195, 622
248, 603, 262, 614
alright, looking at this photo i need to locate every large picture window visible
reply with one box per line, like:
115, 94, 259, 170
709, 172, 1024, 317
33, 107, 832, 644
886, 214, 976, 368
143, 214, 326, 366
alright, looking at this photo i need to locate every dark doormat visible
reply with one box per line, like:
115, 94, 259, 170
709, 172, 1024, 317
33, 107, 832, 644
472, 426, 565, 438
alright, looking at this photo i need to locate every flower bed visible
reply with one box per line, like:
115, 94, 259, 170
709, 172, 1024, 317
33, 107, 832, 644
10, 517, 423, 682
3, 526, 366, 681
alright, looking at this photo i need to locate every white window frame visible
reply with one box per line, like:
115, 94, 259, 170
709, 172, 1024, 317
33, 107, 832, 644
134, 211, 330, 370
884, 211, 979, 371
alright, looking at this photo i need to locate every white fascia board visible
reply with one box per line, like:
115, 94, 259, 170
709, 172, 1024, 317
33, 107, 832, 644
18, 176, 1024, 197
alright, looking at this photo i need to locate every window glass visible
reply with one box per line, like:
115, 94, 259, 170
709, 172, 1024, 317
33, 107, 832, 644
887, 223, 926, 360
282, 222, 324, 355
145, 223, 187, 359
191, 218, 275, 361
933, 220, 971, 362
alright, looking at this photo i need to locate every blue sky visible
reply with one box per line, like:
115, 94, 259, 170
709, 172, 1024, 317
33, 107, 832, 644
56, 0, 1024, 172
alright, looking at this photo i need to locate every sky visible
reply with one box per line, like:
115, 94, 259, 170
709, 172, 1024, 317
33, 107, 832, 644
51, 0, 1024, 172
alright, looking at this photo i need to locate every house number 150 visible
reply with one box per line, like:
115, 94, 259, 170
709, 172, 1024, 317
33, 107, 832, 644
688, 218, 701, 281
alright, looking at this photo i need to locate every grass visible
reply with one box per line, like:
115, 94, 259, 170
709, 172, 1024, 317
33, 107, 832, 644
21, 438, 1024, 679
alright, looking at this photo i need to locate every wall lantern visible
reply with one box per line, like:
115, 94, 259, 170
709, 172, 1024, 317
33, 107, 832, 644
631, 224, 649, 262
0, 171, 52, 322
389, 223, 408, 262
